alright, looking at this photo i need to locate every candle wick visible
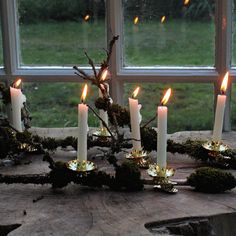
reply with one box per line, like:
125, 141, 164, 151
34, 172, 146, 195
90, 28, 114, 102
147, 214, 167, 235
221, 90, 225, 95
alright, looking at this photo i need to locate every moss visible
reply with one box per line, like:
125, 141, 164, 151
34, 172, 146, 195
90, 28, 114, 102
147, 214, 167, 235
49, 161, 75, 188
141, 127, 157, 151
114, 160, 143, 191
94, 97, 110, 111
108, 103, 130, 127
187, 167, 236, 193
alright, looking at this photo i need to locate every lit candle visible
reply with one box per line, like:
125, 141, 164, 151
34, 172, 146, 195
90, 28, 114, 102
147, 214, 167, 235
212, 72, 229, 142
77, 84, 88, 161
99, 69, 109, 129
129, 87, 142, 151
10, 78, 26, 132
157, 88, 172, 169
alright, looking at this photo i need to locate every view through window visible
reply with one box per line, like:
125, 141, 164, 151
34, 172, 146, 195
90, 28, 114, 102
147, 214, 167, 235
0, 11, 3, 66
23, 82, 99, 127
123, 0, 215, 67
0, 0, 230, 132
124, 83, 214, 133
18, 0, 106, 66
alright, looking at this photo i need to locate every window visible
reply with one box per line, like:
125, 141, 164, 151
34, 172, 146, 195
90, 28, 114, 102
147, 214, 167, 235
0, 0, 234, 131
124, 83, 214, 133
0, 11, 3, 66
123, 0, 215, 67
24, 82, 99, 127
18, 0, 106, 66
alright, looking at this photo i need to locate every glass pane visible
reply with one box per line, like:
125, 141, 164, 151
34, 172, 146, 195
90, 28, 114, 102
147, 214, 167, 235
18, 0, 106, 66
0, 11, 3, 66
123, 0, 215, 67
124, 83, 214, 133
231, 84, 236, 130
23, 83, 100, 127
232, 0, 236, 65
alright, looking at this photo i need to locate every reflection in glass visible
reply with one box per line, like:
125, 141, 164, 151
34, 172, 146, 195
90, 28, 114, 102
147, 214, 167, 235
123, 0, 215, 67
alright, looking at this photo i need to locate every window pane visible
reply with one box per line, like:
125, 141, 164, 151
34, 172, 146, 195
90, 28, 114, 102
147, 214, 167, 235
18, 0, 106, 66
232, 0, 236, 65
23, 83, 99, 127
231, 84, 236, 130
124, 83, 214, 133
123, 0, 215, 67
0, 11, 3, 66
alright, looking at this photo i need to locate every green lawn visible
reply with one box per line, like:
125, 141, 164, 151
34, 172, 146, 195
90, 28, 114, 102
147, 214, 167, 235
1, 19, 236, 132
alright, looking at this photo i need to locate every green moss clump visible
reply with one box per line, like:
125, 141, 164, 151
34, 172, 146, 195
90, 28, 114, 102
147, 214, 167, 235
108, 103, 130, 127
187, 167, 236, 193
114, 161, 143, 191
141, 127, 157, 151
94, 97, 110, 111
49, 161, 75, 188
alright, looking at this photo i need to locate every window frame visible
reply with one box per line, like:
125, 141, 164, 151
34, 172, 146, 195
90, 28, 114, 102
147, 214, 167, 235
0, 0, 234, 130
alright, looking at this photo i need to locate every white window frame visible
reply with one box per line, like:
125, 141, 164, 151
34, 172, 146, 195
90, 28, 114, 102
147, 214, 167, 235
0, 0, 234, 130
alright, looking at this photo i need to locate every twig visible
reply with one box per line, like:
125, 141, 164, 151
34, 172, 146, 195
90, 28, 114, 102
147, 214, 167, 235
141, 115, 157, 129
84, 52, 97, 78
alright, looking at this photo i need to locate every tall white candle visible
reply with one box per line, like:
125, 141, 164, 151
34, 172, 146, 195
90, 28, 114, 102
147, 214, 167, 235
157, 88, 171, 169
10, 79, 25, 132
129, 87, 141, 151
212, 72, 229, 142
77, 84, 88, 161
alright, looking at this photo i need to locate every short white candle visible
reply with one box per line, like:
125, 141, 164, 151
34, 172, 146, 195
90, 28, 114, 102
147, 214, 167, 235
157, 88, 171, 169
99, 84, 109, 129
129, 87, 141, 151
212, 72, 229, 142
10, 79, 25, 132
77, 84, 88, 161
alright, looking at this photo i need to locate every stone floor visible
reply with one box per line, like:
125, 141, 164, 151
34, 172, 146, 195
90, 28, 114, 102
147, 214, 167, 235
0, 130, 236, 236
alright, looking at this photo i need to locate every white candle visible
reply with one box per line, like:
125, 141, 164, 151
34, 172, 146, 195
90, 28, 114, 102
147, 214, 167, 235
157, 88, 171, 169
129, 87, 141, 151
10, 79, 25, 132
99, 69, 110, 130
157, 106, 167, 168
212, 72, 229, 142
99, 84, 109, 129
77, 84, 88, 161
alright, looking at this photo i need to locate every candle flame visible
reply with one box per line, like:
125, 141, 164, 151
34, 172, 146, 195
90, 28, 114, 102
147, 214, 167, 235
14, 78, 22, 88
101, 69, 108, 81
161, 16, 166, 24
161, 88, 171, 106
133, 16, 139, 25
220, 72, 229, 94
84, 14, 90, 22
132, 86, 140, 99
81, 84, 88, 103
184, 0, 190, 6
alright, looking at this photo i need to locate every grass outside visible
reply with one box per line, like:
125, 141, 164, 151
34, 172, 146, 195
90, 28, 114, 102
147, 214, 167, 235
0, 19, 236, 132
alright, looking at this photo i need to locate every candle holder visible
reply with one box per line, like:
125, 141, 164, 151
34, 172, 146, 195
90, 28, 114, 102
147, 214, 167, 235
92, 127, 111, 141
19, 143, 38, 153
202, 141, 229, 152
67, 160, 96, 173
147, 164, 178, 193
125, 149, 151, 169
202, 141, 231, 168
